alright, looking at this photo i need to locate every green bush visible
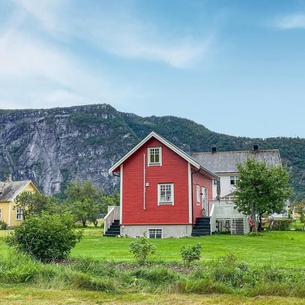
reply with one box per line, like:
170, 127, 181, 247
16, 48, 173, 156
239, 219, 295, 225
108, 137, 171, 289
129, 235, 156, 265
6, 212, 82, 263
0, 220, 7, 230
180, 243, 202, 266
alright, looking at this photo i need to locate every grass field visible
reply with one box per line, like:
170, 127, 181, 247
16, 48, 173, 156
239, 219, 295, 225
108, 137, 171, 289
1, 288, 305, 305
69, 230, 305, 268
2, 229, 305, 304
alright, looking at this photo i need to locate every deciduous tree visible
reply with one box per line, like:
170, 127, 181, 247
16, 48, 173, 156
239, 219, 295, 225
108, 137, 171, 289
64, 180, 103, 226
234, 158, 292, 232
15, 192, 57, 220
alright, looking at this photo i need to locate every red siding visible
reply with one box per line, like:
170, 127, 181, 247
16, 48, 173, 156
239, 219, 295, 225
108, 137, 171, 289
122, 138, 190, 225
118, 137, 215, 226
192, 171, 213, 222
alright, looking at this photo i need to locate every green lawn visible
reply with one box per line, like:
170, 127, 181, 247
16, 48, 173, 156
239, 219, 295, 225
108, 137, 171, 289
1, 229, 305, 268
2, 229, 305, 304
70, 230, 305, 268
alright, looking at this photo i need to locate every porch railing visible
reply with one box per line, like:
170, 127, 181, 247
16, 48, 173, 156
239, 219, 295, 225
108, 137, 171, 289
103, 206, 120, 235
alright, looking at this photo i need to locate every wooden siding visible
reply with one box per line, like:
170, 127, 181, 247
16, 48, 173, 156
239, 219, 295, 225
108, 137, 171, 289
192, 171, 213, 222
0, 182, 38, 227
122, 138, 190, 225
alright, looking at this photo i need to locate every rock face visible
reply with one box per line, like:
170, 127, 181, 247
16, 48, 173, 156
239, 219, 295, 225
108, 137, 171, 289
1, 103, 305, 200
0, 104, 138, 195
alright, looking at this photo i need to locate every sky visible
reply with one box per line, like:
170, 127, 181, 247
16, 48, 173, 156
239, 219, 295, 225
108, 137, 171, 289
0, 0, 305, 139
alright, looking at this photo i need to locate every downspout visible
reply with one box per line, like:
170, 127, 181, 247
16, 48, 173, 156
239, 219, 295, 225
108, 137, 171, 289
143, 154, 146, 210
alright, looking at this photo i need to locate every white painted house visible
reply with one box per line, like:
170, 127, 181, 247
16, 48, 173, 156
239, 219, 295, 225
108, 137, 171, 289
192, 145, 282, 234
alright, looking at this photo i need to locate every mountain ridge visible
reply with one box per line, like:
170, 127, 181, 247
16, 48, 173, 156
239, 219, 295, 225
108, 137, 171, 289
0, 103, 304, 201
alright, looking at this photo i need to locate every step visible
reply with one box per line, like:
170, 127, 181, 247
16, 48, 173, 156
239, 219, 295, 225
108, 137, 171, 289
191, 232, 210, 236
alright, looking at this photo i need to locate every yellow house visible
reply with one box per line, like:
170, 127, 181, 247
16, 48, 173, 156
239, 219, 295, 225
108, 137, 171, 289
0, 175, 39, 227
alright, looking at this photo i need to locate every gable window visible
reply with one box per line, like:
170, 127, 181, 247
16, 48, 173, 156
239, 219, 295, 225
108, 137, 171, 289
196, 185, 200, 204
158, 183, 174, 204
230, 176, 238, 185
16, 208, 23, 221
148, 147, 162, 166
148, 228, 163, 238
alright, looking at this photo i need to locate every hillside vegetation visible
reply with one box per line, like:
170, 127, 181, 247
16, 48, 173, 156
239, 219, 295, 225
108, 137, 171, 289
0, 104, 304, 201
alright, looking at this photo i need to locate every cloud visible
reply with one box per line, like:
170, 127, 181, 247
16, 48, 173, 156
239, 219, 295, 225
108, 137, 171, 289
12, 0, 63, 32
273, 13, 305, 29
0, 0, 215, 110
12, 1, 213, 69
77, 10, 214, 69
0, 27, 135, 110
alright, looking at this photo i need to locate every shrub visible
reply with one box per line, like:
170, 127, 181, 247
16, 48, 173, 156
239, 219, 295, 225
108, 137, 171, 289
0, 220, 7, 230
129, 235, 156, 265
180, 243, 202, 266
272, 219, 295, 231
6, 212, 82, 263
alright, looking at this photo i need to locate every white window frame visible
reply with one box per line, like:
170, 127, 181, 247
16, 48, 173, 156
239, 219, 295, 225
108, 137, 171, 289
158, 183, 174, 205
148, 228, 163, 238
16, 208, 23, 221
0, 209, 2, 220
196, 185, 200, 205
230, 176, 238, 185
148, 147, 162, 166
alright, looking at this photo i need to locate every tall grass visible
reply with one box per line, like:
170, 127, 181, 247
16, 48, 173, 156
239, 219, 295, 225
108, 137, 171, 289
2, 230, 305, 298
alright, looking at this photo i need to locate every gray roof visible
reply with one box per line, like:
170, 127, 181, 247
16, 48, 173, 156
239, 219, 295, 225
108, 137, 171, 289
192, 149, 281, 174
0, 180, 32, 201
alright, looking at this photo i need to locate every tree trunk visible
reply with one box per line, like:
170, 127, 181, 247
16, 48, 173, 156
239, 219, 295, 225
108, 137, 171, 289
251, 205, 258, 233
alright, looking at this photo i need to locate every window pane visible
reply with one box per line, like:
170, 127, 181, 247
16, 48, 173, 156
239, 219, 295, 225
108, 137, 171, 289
149, 148, 161, 164
148, 229, 162, 238
159, 183, 173, 204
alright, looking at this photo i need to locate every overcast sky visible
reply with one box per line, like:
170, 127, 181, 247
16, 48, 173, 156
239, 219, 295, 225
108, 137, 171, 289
1, 0, 305, 138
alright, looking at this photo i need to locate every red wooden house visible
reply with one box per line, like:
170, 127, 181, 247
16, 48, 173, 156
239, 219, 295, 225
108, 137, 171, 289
106, 132, 219, 238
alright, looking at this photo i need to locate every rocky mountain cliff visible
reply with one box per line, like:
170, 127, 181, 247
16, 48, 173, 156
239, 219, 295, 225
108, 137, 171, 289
1, 104, 304, 201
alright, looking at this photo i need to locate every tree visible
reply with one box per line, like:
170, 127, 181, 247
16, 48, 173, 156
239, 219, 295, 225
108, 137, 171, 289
234, 158, 292, 232
64, 180, 103, 227
14, 192, 57, 220
101, 189, 120, 215
6, 212, 82, 263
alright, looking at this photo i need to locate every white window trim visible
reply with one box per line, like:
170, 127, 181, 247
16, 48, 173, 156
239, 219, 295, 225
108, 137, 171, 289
230, 176, 238, 185
158, 183, 174, 205
0, 209, 2, 220
196, 185, 200, 205
16, 208, 23, 221
148, 147, 162, 166
147, 228, 163, 238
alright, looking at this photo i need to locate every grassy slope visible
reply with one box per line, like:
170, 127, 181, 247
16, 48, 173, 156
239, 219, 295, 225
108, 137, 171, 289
71, 230, 305, 268
2, 230, 305, 304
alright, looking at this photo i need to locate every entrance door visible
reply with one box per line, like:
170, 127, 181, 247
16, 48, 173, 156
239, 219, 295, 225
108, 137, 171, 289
202, 187, 208, 216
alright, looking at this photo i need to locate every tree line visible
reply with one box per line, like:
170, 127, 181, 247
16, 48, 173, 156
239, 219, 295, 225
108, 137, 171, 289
15, 180, 119, 227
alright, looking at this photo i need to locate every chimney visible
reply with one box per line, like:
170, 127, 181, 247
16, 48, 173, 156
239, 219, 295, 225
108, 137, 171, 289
253, 144, 259, 151
212, 146, 217, 154
6, 174, 12, 182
